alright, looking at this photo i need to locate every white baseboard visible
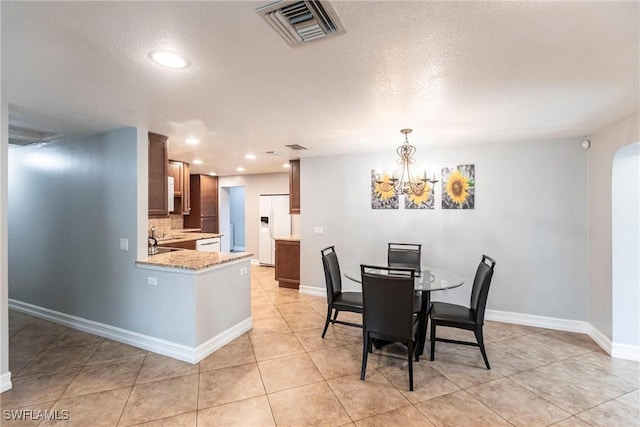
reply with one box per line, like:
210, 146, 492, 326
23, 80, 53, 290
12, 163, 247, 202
299, 285, 326, 298
484, 309, 640, 360
9, 299, 251, 364
587, 322, 613, 355
612, 342, 640, 362
250, 259, 261, 266
0, 371, 12, 393
485, 309, 589, 334
195, 318, 252, 362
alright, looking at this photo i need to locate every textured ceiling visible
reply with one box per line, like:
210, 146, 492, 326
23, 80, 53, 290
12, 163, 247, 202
2, 1, 638, 175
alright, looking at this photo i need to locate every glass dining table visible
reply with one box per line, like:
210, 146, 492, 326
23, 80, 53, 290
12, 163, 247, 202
343, 263, 464, 357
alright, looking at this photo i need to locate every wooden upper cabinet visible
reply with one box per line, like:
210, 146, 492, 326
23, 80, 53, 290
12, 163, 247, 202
168, 161, 183, 196
184, 174, 218, 232
289, 159, 300, 214
148, 132, 168, 217
200, 175, 218, 217
182, 162, 191, 215
168, 160, 191, 215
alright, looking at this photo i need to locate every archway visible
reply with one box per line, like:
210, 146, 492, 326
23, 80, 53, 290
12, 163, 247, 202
611, 141, 640, 360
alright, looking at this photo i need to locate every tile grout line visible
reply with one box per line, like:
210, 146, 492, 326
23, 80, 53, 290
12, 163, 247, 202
250, 276, 279, 426
114, 350, 148, 427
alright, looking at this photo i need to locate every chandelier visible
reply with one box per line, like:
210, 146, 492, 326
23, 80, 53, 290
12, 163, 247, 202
393, 128, 438, 195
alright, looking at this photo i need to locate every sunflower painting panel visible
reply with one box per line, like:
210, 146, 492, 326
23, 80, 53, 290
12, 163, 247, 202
404, 177, 435, 209
371, 170, 399, 209
442, 164, 475, 209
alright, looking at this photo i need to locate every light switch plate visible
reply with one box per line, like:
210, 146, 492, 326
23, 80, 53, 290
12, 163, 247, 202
313, 226, 324, 235
147, 277, 157, 286
240, 267, 248, 275
119, 238, 128, 251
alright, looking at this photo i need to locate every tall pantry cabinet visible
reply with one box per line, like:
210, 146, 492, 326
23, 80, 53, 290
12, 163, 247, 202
184, 174, 219, 233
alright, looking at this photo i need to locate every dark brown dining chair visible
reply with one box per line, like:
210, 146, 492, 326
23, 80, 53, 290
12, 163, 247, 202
320, 246, 363, 338
360, 265, 420, 391
387, 243, 422, 273
388, 242, 425, 359
429, 255, 496, 369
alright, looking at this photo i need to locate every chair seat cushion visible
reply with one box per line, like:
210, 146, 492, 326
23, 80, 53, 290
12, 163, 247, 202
334, 291, 363, 310
430, 301, 476, 326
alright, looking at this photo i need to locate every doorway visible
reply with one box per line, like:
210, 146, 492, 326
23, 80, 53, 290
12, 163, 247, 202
219, 186, 246, 252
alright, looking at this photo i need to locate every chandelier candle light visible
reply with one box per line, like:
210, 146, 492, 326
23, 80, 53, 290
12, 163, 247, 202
388, 128, 438, 196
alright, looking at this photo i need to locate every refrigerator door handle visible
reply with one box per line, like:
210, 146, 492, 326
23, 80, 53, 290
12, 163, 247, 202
270, 207, 274, 239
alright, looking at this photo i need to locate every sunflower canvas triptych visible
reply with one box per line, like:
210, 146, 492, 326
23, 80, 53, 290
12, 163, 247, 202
371, 164, 474, 210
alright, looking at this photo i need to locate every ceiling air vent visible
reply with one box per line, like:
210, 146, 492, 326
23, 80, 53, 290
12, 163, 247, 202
286, 144, 308, 150
8, 125, 59, 147
256, 1, 345, 46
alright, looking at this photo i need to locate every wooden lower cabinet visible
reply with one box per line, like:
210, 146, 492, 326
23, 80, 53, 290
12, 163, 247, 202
161, 240, 196, 250
274, 239, 300, 289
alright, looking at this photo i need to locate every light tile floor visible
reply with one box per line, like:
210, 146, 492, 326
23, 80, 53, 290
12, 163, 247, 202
1, 266, 639, 426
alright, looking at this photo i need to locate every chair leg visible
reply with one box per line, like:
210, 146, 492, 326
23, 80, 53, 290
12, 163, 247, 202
430, 321, 436, 361
415, 314, 424, 362
332, 309, 339, 322
360, 333, 369, 381
475, 328, 491, 370
408, 340, 414, 392
321, 306, 332, 338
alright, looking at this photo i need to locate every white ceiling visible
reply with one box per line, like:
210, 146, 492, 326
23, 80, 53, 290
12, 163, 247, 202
2, 1, 638, 175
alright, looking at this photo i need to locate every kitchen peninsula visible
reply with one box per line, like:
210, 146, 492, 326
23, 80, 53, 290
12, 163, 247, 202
135, 249, 253, 363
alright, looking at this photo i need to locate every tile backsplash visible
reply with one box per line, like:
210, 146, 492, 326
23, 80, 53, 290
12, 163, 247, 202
149, 215, 184, 237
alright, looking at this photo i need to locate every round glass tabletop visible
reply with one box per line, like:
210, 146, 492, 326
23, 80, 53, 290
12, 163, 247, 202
343, 263, 464, 292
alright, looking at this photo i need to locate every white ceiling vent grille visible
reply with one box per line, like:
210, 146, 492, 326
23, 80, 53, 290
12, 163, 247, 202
8, 125, 59, 147
286, 144, 308, 150
256, 1, 345, 46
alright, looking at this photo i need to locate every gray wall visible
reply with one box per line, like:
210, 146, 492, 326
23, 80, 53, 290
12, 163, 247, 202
9, 129, 139, 323
612, 142, 639, 346
300, 139, 589, 321
7, 128, 197, 345
1, 101, 9, 386
587, 112, 640, 340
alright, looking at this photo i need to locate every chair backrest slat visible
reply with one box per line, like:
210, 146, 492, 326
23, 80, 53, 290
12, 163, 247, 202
361, 265, 415, 339
321, 246, 342, 303
469, 255, 496, 325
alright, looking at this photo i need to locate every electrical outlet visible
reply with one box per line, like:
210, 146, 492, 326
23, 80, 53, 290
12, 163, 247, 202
240, 267, 248, 275
119, 238, 128, 251
313, 226, 324, 235
147, 277, 157, 286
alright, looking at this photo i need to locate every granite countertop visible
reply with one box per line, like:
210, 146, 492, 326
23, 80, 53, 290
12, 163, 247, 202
137, 250, 253, 271
155, 232, 222, 245
275, 235, 300, 242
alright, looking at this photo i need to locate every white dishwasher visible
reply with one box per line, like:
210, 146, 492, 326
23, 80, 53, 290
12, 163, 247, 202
196, 237, 221, 252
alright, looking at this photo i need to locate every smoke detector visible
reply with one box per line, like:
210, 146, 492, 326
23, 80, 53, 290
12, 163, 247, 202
256, 1, 345, 47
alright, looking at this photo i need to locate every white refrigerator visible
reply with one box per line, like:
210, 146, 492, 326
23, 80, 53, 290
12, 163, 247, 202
259, 194, 291, 265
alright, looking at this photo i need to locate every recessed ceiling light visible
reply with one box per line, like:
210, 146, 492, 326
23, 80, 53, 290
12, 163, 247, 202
150, 51, 189, 69
208, 172, 217, 176
186, 137, 200, 145
192, 159, 203, 165
236, 167, 245, 172
245, 153, 256, 160
283, 163, 290, 168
